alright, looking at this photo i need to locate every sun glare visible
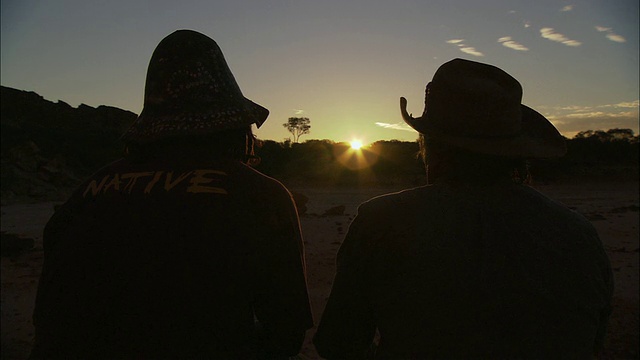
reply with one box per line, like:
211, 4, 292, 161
350, 140, 363, 150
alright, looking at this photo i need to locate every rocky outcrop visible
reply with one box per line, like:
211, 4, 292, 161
1, 86, 137, 203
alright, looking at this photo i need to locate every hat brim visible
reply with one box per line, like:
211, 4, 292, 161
247, 99, 269, 128
122, 97, 268, 144
402, 99, 566, 159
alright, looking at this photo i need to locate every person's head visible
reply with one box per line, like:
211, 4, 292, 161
121, 29, 268, 163
401, 58, 566, 184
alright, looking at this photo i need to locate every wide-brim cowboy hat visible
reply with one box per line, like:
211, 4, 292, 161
400, 58, 566, 158
122, 29, 269, 144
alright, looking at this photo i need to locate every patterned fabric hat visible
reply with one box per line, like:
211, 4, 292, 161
400, 58, 566, 158
122, 29, 269, 143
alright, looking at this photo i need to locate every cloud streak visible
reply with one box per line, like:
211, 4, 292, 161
544, 100, 639, 136
605, 33, 626, 43
375, 122, 415, 132
460, 47, 484, 56
545, 100, 639, 112
446, 39, 484, 57
498, 37, 529, 51
293, 109, 305, 115
540, 28, 582, 47
610, 100, 639, 108
595, 26, 626, 43
560, 5, 574, 12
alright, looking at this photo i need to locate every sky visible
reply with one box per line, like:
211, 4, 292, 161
1, 0, 638, 144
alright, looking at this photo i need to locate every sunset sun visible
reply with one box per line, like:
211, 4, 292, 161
350, 140, 363, 150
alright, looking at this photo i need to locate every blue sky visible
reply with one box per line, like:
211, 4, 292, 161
1, 0, 638, 143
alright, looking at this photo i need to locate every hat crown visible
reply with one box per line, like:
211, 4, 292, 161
143, 30, 243, 112
122, 30, 269, 144
426, 59, 523, 137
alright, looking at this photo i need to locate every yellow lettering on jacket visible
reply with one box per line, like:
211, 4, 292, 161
121, 172, 154, 193
144, 171, 164, 194
103, 173, 122, 192
164, 171, 193, 191
83, 175, 110, 197
187, 170, 228, 194
81, 169, 228, 197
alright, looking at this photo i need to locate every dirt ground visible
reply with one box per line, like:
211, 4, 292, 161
1, 180, 638, 359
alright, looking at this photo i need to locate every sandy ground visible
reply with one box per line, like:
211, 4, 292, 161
1, 181, 638, 359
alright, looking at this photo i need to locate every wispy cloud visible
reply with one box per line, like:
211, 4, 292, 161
524, 21, 531, 28
605, 33, 626, 43
560, 5, 574, 12
543, 100, 639, 136
460, 47, 484, 56
446, 39, 484, 56
561, 111, 635, 119
605, 100, 639, 109
540, 28, 582, 46
544, 101, 639, 113
595, 26, 626, 43
498, 37, 529, 51
293, 109, 305, 115
375, 122, 415, 132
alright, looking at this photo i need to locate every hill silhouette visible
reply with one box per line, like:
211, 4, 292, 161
1, 86, 638, 204
1, 86, 136, 203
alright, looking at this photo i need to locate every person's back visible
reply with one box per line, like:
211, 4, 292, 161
319, 183, 611, 358
31, 30, 313, 359
314, 59, 612, 359
33, 155, 309, 358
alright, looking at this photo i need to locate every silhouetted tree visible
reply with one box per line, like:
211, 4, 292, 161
573, 129, 636, 143
532, 128, 639, 180
606, 128, 636, 141
283, 117, 311, 143
570, 129, 638, 161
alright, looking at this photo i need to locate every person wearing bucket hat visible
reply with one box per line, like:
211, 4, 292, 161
31, 30, 313, 359
314, 59, 613, 358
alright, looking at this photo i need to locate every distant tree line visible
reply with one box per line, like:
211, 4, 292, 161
255, 129, 639, 186
255, 139, 426, 187
530, 128, 639, 181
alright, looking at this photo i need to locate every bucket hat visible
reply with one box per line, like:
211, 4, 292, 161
123, 29, 269, 143
400, 58, 566, 158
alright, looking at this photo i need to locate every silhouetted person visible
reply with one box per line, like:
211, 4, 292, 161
314, 59, 613, 359
31, 29, 313, 359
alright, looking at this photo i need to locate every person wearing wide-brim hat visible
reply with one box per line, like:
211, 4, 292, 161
31, 30, 313, 359
314, 59, 613, 359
